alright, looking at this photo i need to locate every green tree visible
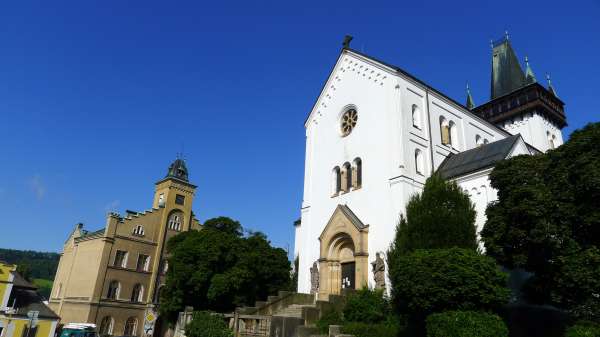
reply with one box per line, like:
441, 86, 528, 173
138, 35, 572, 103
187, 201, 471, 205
389, 174, 477, 257
390, 248, 509, 320
426, 311, 508, 337
481, 122, 600, 320
185, 311, 233, 337
158, 217, 291, 323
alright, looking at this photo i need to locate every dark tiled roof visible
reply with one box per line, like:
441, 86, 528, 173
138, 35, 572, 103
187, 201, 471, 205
437, 135, 521, 180
339, 205, 368, 230
12, 272, 36, 289
8, 287, 60, 319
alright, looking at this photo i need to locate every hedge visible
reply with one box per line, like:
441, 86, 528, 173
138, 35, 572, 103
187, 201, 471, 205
426, 310, 508, 337
565, 321, 600, 337
185, 311, 233, 337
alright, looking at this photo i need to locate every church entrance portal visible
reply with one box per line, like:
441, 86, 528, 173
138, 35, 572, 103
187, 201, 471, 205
341, 262, 356, 291
318, 205, 369, 297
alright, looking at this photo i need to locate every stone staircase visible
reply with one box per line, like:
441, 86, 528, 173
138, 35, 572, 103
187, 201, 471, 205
238, 291, 346, 337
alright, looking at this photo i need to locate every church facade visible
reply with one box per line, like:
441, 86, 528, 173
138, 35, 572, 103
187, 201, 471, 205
294, 35, 566, 297
49, 159, 201, 337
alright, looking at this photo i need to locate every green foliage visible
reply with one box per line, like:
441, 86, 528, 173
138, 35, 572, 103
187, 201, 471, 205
481, 122, 600, 319
389, 248, 509, 319
316, 309, 344, 334
565, 321, 600, 337
202, 217, 243, 237
426, 311, 508, 337
388, 174, 477, 258
0, 248, 60, 280
33, 279, 53, 299
159, 217, 291, 322
343, 288, 390, 324
342, 321, 402, 337
185, 311, 233, 337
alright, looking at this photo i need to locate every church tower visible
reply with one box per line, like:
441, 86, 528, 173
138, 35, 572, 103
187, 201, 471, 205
473, 34, 567, 152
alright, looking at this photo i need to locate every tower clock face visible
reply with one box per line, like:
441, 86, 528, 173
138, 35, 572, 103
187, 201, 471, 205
341, 109, 358, 136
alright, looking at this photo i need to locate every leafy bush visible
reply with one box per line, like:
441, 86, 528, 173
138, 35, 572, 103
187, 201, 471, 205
185, 311, 232, 337
342, 321, 401, 337
316, 309, 343, 334
426, 311, 508, 337
343, 288, 390, 324
565, 321, 600, 337
389, 248, 509, 319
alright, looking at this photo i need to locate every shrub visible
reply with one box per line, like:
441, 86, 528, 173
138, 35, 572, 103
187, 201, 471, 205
315, 309, 343, 334
185, 311, 233, 337
426, 311, 508, 337
342, 321, 402, 337
565, 321, 600, 337
390, 248, 509, 319
343, 288, 390, 324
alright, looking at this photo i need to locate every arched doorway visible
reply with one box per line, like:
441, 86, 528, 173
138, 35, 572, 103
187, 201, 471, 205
318, 205, 369, 297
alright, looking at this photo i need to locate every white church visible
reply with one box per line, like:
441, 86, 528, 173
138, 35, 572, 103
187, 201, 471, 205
293, 35, 567, 297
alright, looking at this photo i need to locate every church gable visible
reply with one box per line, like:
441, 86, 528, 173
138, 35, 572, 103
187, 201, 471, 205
305, 50, 396, 128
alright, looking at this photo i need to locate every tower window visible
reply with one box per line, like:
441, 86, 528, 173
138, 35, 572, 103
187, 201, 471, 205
168, 214, 182, 231
175, 194, 185, 205
132, 225, 145, 236
158, 193, 165, 207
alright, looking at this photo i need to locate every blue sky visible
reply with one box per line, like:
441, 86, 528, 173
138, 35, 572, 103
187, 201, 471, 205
0, 1, 598, 255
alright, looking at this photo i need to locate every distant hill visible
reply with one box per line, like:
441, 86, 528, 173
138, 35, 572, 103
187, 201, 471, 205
0, 248, 60, 299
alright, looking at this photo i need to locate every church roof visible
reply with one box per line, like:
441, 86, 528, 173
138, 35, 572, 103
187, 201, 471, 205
437, 135, 522, 179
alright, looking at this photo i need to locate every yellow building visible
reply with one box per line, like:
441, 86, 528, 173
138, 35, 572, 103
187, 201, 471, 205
0, 261, 60, 337
49, 159, 201, 337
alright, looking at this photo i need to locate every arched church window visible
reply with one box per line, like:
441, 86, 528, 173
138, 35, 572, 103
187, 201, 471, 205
412, 104, 421, 129
352, 158, 362, 189
483, 138, 489, 145
332, 167, 341, 196
440, 117, 450, 145
107, 280, 120, 300
449, 121, 458, 149
475, 135, 482, 147
131, 283, 144, 303
99, 316, 114, 335
415, 149, 424, 175
123, 317, 138, 336
340, 108, 358, 137
341, 162, 352, 192
168, 214, 182, 231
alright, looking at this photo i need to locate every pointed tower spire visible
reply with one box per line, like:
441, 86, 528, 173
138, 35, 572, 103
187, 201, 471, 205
466, 83, 475, 110
524, 56, 537, 84
490, 34, 527, 99
546, 73, 558, 97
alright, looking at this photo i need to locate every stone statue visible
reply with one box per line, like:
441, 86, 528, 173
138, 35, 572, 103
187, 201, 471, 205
310, 261, 319, 294
371, 252, 386, 289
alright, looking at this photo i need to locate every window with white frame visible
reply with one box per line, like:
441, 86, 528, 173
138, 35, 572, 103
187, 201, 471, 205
332, 166, 341, 196
114, 250, 128, 268
132, 225, 145, 236
136, 254, 150, 272
131, 283, 144, 303
168, 214, 182, 231
107, 280, 120, 300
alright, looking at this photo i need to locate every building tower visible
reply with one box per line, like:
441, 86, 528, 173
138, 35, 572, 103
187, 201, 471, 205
473, 35, 567, 152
